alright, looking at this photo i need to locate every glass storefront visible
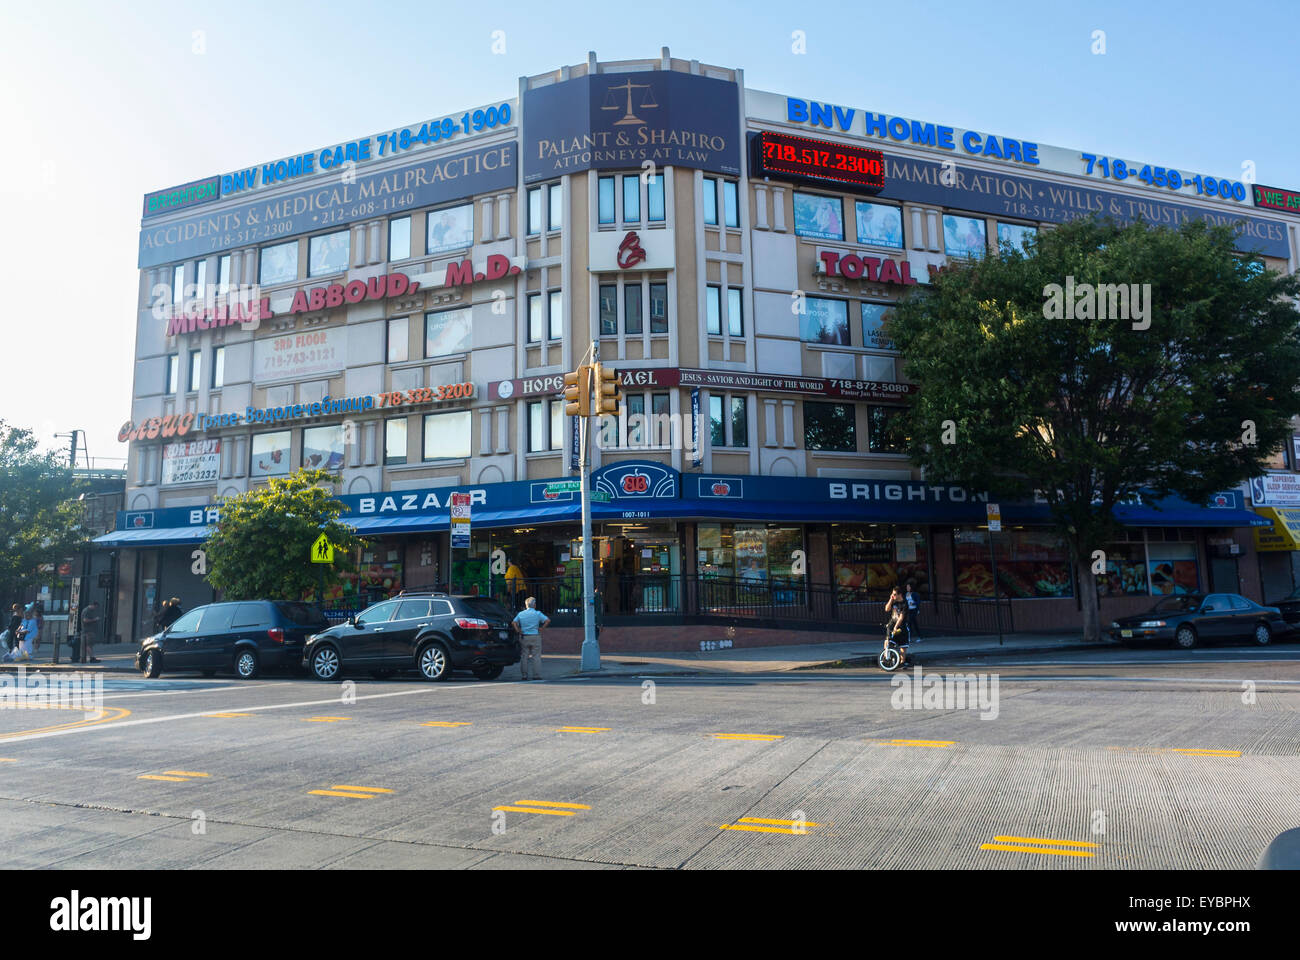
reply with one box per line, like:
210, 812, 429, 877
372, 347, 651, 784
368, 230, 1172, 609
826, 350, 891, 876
1098, 529, 1201, 597
954, 528, 1072, 599
831, 523, 929, 601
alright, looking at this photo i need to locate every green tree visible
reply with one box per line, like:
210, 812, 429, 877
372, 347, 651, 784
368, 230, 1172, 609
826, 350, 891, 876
0, 422, 84, 602
890, 216, 1300, 641
204, 468, 359, 602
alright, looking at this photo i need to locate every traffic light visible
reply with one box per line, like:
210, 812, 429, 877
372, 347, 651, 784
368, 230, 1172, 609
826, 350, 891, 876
593, 362, 620, 416
563, 364, 591, 417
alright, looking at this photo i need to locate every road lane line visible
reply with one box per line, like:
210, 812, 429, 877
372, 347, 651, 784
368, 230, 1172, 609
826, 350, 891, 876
138, 774, 188, 782
420, 721, 471, 727
163, 771, 210, 778
309, 789, 377, 799
493, 805, 575, 816
738, 817, 822, 827
0, 706, 131, 740
992, 835, 1098, 848
885, 739, 956, 748
204, 712, 255, 718
331, 785, 393, 794
719, 824, 809, 835
96, 682, 296, 701
556, 726, 610, 733
302, 716, 350, 722
513, 800, 590, 809
711, 733, 784, 741
981, 842, 1095, 858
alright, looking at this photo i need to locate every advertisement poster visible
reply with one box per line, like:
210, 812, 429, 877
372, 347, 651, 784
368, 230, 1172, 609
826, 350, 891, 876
254, 327, 347, 383
259, 241, 299, 286
426, 202, 474, 255
793, 192, 844, 241
250, 430, 290, 477
302, 425, 345, 471
943, 215, 987, 258
996, 222, 1037, 253
861, 303, 896, 351
161, 439, 220, 485
425, 307, 473, 357
855, 201, 903, 247
308, 231, 350, 276
800, 297, 849, 345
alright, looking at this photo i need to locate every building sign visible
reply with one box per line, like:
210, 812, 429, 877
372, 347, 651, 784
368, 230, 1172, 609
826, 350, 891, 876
143, 176, 220, 218
1250, 474, 1300, 507
165, 296, 273, 337
750, 130, 885, 194
437, 254, 525, 290
523, 72, 740, 183
592, 461, 678, 501
588, 229, 675, 272
488, 367, 914, 403
1253, 184, 1300, 214
285, 273, 420, 315
161, 439, 221, 485
817, 250, 918, 285
254, 328, 348, 383
138, 141, 517, 269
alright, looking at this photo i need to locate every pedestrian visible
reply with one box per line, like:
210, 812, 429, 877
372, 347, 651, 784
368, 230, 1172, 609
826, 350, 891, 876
33, 600, 44, 652
904, 580, 920, 639
18, 603, 39, 661
154, 598, 183, 633
511, 596, 550, 682
80, 600, 101, 664
4, 604, 21, 652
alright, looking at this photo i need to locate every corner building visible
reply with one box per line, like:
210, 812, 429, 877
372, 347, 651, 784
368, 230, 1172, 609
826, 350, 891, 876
101, 50, 1300, 649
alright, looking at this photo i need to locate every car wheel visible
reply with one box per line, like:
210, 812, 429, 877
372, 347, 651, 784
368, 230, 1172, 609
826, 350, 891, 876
473, 665, 504, 681
141, 649, 161, 678
1254, 623, 1272, 646
418, 642, 451, 682
234, 648, 260, 680
1174, 625, 1197, 649
310, 645, 341, 681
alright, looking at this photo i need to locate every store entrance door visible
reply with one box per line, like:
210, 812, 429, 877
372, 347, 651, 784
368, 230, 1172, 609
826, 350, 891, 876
1209, 556, 1239, 594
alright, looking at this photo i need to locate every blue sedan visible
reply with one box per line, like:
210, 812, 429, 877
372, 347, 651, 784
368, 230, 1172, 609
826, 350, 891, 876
1109, 593, 1288, 649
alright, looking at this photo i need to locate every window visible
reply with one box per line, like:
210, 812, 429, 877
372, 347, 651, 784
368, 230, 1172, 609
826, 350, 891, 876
702, 178, 719, 225
548, 184, 563, 230
309, 230, 350, 277
193, 259, 207, 299
425, 307, 472, 358
423, 410, 472, 461
217, 254, 232, 295
356, 600, 399, 627
647, 174, 665, 222
730, 396, 748, 447
706, 285, 722, 336
528, 401, 555, 453
805, 402, 856, 452
709, 396, 725, 446
652, 393, 670, 446
550, 399, 564, 451
167, 609, 204, 634
302, 424, 345, 471
426, 202, 473, 255
166, 354, 178, 394
996, 221, 1037, 254
861, 303, 897, 352
626, 394, 646, 447
528, 293, 543, 343
800, 297, 849, 345
389, 217, 411, 261
622, 175, 640, 222
855, 201, 904, 248
250, 430, 291, 477
955, 529, 1071, 598
172, 265, 184, 306
259, 240, 298, 286
709, 395, 747, 447
867, 405, 906, 453
794, 193, 844, 240
598, 176, 616, 225
527, 187, 543, 235
650, 282, 668, 334
723, 180, 739, 228
599, 284, 618, 336
624, 285, 643, 335
833, 524, 929, 600
727, 287, 743, 337
187, 350, 201, 392
548, 290, 563, 340
385, 418, 407, 465
387, 317, 408, 364
211, 346, 225, 389
943, 214, 987, 259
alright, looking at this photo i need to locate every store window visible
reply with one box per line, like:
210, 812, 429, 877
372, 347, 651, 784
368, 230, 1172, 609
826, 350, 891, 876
832, 524, 929, 600
250, 430, 291, 477
800, 297, 849, 345
308, 230, 349, 277
866, 405, 906, 454
387, 317, 408, 364
302, 424, 345, 471
942, 214, 987, 259
425, 307, 472, 358
861, 302, 897, 352
954, 528, 1072, 598
426, 202, 473, 255
259, 240, 298, 286
698, 524, 805, 605
794, 192, 844, 241
423, 410, 471, 461
1098, 540, 1148, 596
996, 221, 1037, 254
805, 401, 856, 452
855, 201, 904, 248
1147, 539, 1199, 596
211, 346, 225, 390
1098, 529, 1200, 597
385, 418, 407, 465
389, 217, 412, 261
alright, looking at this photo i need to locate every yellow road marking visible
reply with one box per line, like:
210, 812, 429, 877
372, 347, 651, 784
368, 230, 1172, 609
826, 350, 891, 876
493, 805, 575, 816
720, 824, 809, 835
981, 843, 1095, 858
163, 770, 210, 778
421, 721, 471, 727
310, 789, 377, 799
0, 705, 131, 740
738, 817, 822, 827
888, 739, 956, 748
330, 785, 393, 794
0, 758, 17, 762
1108, 746, 1241, 758
513, 800, 590, 809
302, 717, 350, 722
556, 726, 610, 733
139, 774, 188, 782
204, 712, 255, 718
711, 733, 784, 741
993, 835, 1098, 848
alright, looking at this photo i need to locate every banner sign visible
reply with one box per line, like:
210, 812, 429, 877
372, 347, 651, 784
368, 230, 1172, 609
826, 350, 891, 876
1250, 474, 1300, 507
570, 414, 581, 471
1252, 184, 1300, 214
488, 367, 915, 403
690, 388, 701, 466
523, 72, 740, 183
161, 439, 221, 485
253, 328, 348, 383
139, 141, 517, 269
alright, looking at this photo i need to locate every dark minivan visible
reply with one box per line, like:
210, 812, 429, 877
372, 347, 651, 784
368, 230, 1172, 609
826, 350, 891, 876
302, 591, 519, 681
137, 601, 330, 679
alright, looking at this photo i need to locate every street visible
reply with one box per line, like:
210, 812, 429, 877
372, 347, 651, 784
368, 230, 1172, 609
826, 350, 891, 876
1, 644, 1297, 869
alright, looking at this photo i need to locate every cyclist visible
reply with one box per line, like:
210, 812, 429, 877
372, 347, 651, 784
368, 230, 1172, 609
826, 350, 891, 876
883, 587, 910, 668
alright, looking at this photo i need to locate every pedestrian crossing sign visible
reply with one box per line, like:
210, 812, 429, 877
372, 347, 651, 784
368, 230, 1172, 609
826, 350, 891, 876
310, 534, 334, 564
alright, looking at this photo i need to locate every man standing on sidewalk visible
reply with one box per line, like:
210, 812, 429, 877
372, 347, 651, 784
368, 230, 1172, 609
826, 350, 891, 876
511, 596, 550, 682
80, 600, 101, 663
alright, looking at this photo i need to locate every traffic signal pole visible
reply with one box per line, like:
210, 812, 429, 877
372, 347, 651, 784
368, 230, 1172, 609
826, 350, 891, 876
579, 358, 599, 671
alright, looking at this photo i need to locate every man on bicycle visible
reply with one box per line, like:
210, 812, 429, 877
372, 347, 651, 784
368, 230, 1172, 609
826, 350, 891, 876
884, 587, 910, 668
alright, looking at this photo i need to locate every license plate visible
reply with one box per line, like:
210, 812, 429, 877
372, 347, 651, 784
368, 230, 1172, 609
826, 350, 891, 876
499, 631, 509, 640
1120, 629, 1133, 638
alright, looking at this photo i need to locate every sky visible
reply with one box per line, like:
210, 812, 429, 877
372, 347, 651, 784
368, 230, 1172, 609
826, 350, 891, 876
1, 0, 1297, 468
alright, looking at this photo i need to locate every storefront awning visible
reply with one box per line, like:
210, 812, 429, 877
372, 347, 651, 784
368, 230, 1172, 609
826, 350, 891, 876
1253, 508, 1300, 551
93, 526, 211, 547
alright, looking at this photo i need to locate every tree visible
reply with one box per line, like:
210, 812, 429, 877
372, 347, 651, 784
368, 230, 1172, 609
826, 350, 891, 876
204, 468, 359, 602
0, 422, 84, 602
889, 216, 1300, 641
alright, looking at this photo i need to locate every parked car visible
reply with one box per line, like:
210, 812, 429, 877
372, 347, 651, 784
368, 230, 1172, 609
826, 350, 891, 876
1109, 593, 1287, 649
137, 601, 330, 679
1266, 585, 1300, 636
303, 591, 519, 681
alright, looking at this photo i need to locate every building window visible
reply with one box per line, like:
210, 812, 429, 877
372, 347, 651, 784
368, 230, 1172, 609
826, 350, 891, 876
599, 284, 618, 337
387, 317, 408, 364
833, 524, 929, 600
193, 259, 207, 299
996, 221, 1037, 253
528, 293, 543, 343
217, 254, 232, 295
794, 193, 844, 241
302, 424, 345, 471
250, 430, 291, 477
861, 303, 897, 352
527, 400, 563, 453
385, 418, 407, 465
942, 214, 987, 259
308, 230, 349, 277
706, 285, 722, 336
423, 410, 472, 461
549, 183, 563, 230
426, 202, 473, 255
703, 178, 719, 226
389, 217, 411, 261
211, 346, 225, 389
805, 402, 856, 452
722, 180, 739, 228
866, 405, 906, 453
172, 265, 184, 306
549, 290, 563, 340
166, 354, 178, 394
527, 187, 543, 236
800, 297, 850, 345
650, 282, 668, 334
622, 175, 640, 222
625, 394, 646, 447
709, 395, 725, 446
624, 285, 643, 335
550, 399, 564, 451
730, 396, 748, 447
187, 350, 201, 393
598, 176, 616, 225
425, 307, 472, 358
955, 529, 1071, 599
855, 201, 904, 248
259, 240, 298, 287
727, 287, 743, 337
647, 174, 665, 222
709, 395, 748, 447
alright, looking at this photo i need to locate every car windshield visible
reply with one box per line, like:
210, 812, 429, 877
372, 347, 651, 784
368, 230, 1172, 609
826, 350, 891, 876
275, 601, 328, 626
1152, 595, 1203, 613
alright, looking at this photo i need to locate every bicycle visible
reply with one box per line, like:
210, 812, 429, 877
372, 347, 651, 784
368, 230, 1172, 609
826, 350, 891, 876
878, 624, 911, 672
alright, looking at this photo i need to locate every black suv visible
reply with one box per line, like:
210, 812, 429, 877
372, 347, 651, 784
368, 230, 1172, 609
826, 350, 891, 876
303, 592, 519, 682
137, 601, 330, 679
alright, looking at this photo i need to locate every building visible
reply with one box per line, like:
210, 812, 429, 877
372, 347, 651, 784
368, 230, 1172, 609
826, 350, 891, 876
98, 50, 1300, 650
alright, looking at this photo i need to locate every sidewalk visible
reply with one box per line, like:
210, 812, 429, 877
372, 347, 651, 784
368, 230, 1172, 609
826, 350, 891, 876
0, 641, 139, 672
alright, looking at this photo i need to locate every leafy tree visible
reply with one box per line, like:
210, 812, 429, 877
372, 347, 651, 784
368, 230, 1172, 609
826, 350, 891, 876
0, 422, 84, 602
204, 468, 359, 602
890, 216, 1300, 641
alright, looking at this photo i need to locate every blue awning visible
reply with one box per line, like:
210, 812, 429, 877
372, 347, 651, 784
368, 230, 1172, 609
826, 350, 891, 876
93, 526, 211, 547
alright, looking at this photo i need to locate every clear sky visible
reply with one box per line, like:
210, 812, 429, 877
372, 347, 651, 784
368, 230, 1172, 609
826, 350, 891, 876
2, 0, 1296, 467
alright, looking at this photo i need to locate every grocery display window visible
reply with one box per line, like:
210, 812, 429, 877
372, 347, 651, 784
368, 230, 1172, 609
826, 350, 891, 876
1146, 542, 1199, 595
1095, 530, 1200, 597
954, 528, 1072, 599
832, 524, 929, 601
1098, 542, 1148, 596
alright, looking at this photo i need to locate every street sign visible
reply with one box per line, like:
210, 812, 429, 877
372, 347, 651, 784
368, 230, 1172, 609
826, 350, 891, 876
310, 534, 334, 564
590, 490, 612, 503
451, 492, 472, 549
986, 503, 1002, 532
545, 480, 582, 493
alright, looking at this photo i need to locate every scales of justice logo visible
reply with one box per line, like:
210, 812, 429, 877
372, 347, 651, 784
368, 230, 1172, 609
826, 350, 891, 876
601, 77, 660, 126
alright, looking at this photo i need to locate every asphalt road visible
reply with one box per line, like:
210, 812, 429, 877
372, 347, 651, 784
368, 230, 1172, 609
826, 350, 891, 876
1, 646, 1297, 870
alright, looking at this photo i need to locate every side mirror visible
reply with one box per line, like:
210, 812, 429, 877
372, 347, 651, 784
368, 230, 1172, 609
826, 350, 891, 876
349, 616, 360, 628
